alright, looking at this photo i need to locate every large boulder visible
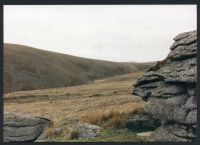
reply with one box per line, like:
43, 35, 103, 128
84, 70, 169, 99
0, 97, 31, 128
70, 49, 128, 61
132, 30, 197, 142
4, 112, 52, 142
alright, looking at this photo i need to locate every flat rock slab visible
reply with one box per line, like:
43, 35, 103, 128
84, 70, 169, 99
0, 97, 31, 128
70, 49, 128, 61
4, 112, 51, 142
159, 57, 196, 83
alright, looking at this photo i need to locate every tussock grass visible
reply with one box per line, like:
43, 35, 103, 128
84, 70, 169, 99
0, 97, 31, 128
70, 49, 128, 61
46, 128, 54, 140
4, 72, 145, 125
81, 110, 120, 125
67, 127, 79, 139
4, 71, 146, 142
81, 107, 144, 129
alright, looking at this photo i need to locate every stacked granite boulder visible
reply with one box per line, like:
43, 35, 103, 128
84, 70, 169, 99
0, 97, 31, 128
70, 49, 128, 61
132, 30, 197, 142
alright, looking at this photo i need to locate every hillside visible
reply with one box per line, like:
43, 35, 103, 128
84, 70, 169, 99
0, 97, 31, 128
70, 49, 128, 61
4, 43, 154, 93
4, 72, 148, 142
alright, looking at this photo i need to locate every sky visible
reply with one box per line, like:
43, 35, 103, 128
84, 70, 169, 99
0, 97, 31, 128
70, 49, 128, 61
4, 5, 197, 62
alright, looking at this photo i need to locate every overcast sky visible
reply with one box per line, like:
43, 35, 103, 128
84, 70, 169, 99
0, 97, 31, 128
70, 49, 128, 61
4, 5, 196, 62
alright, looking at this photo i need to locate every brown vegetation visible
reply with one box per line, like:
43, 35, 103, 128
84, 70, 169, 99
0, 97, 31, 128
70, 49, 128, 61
67, 127, 79, 139
4, 43, 154, 93
4, 71, 147, 142
81, 107, 144, 129
4, 72, 145, 126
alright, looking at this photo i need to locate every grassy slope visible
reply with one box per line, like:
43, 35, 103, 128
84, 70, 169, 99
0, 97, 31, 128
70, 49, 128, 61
4, 72, 155, 142
4, 43, 154, 93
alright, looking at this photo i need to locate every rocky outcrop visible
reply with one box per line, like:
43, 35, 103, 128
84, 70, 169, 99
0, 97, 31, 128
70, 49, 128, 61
132, 30, 197, 142
4, 112, 52, 142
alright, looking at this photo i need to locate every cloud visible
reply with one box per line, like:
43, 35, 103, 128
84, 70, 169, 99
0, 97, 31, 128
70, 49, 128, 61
4, 5, 196, 62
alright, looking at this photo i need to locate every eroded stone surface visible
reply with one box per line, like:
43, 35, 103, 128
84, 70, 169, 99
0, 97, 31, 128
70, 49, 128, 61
78, 123, 102, 138
170, 30, 197, 50
159, 57, 197, 83
125, 113, 161, 131
68, 123, 102, 139
4, 112, 51, 142
132, 30, 197, 142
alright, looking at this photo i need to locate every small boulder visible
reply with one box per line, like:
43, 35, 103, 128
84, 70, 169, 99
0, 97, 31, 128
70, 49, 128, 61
78, 123, 102, 138
68, 123, 102, 139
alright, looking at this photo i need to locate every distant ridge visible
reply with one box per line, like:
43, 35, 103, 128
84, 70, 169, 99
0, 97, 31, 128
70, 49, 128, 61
4, 43, 154, 93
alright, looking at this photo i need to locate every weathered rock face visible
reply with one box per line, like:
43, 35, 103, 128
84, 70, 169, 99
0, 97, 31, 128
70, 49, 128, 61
132, 30, 197, 142
4, 112, 52, 142
125, 113, 161, 131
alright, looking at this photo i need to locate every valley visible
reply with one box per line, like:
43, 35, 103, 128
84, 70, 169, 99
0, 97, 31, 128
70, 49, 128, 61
4, 71, 152, 142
